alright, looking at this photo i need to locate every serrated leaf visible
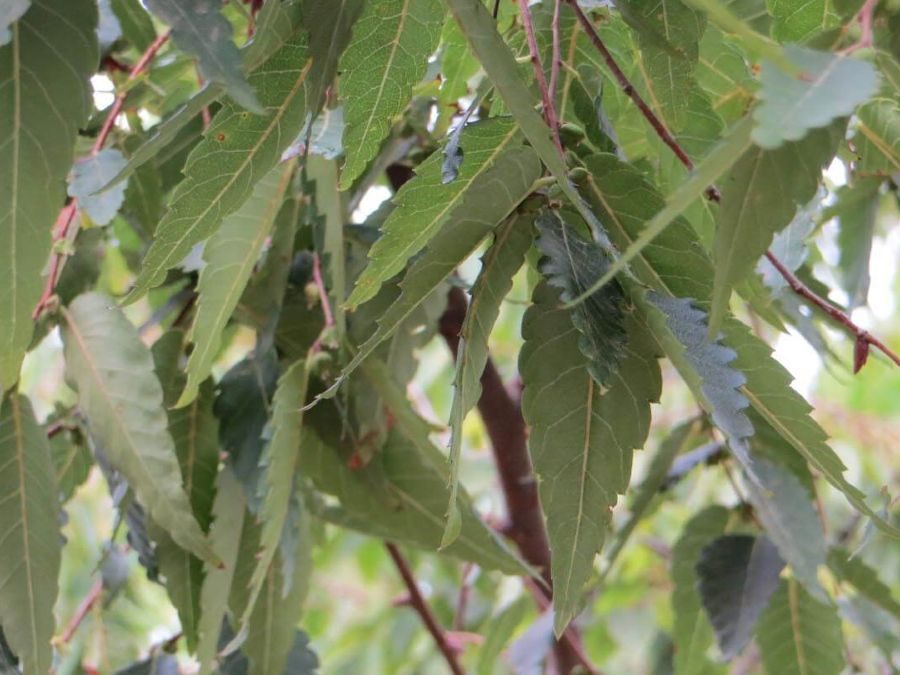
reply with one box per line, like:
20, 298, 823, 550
854, 97, 900, 175
521, 283, 661, 635
671, 506, 729, 675
696, 534, 785, 660
68, 148, 129, 226
196, 469, 246, 675
230, 359, 310, 647
536, 210, 629, 388
61, 292, 216, 563
443, 214, 532, 546
828, 548, 900, 621
0, 393, 60, 675
347, 118, 525, 308
339, 0, 444, 188
178, 161, 295, 407
301, 426, 527, 574
756, 578, 844, 675
768, 0, 839, 42
144, 0, 261, 113
313, 142, 540, 403
0, 0, 97, 390
709, 122, 842, 334
753, 47, 879, 149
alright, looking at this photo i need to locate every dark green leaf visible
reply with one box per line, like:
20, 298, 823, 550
110, 0, 156, 51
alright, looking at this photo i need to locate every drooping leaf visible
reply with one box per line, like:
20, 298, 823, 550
313, 143, 540, 403
144, 0, 261, 113
695, 534, 785, 659
709, 122, 842, 334
196, 469, 246, 675
768, 0, 839, 42
68, 148, 129, 226
347, 118, 526, 308
753, 47, 879, 149
830, 179, 880, 309
476, 597, 532, 675
0, 393, 60, 675
306, 155, 346, 338
827, 547, 900, 621
122, 140, 163, 238
520, 283, 661, 635
535, 210, 629, 388
443, 214, 532, 546
0, 0, 97, 391
61, 292, 216, 563
671, 506, 729, 675
127, 2, 359, 301
178, 161, 295, 407
853, 98, 900, 175
339, 0, 445, 188
755, 578, 845, 675
231, 359, 311, 645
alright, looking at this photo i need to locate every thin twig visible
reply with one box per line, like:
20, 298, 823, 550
549, 0, 563, 108
840, 0, 878, 54
453, 563, 475, 631
57, 579, 103, 645
764, 252, 900, 371
385, 543, 466, 675
518, 0, 564, 155
33, 31, 171, 319
312, 252, 335, 329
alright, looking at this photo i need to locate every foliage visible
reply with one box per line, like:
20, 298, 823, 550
0, 0, 898, 673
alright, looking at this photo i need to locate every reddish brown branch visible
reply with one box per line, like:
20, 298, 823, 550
58, 578, 103, 644
764, 252, 900, 371
518, 0, 564, 155
840, 0, 877, 54
549, 0, 563, 111
33, 31, 170, 319
385, 543, 466, 675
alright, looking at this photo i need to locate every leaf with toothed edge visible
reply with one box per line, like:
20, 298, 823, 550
521, 282, 661, 635
442, 213, 533, 546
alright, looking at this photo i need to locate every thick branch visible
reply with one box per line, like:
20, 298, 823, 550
386, 543, 466, 675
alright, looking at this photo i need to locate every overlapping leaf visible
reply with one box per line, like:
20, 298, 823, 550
61, 293, 216, 562
521, 283, 661, 634
68, 148, 129, 226
347, 118, 526, 308
854, 97, 900, 175
828, 548, 900, 621
443, 214, 532, 546
0, 0, 97, 391
0, 393, 60, 675
339, 0, 444, 188
769, 0, 839, 42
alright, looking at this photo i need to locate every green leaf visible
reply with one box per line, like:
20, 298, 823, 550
50, 423, 92, 503
695, 534, 785, 659
831, 180, 879, 309
536, 210, 629, 388
768, 0, 839, 42
122, 140, 163, 238
68, 148, 129, 226
521, 283, 661, 635
301, 426, 527, 574
671, 506, 729, 675
477, 597, 532, 675
230, 359, 311, 646
756, 578, 845, 675
110, 0, 156, 52
443, 212, 532, 546
753, 47, 879, 149
178, 161, 295, 407
854, 97, 900, 175
0, 393, 60, 675
347, 118, 524, 308
144, 0, 261, 113
620, 0, 707, 131
697, 27, 755, 123
828, 547, 900, 621
61, 293, 216, 563
0, 0, 97, 390
197, 469, 246, 675
339, 0, 444, 188
709, 123, 841, 334
307, 155, 346, 338
313, 143, 540, 403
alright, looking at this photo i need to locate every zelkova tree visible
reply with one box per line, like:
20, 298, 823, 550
0, 0, 898, 673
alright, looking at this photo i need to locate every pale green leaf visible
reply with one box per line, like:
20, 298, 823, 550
347, 118, 524, 308
831, 180, 879, 309
521, 283, 661, 635
144, 0, 261, 112
313, 142, 540, 403
50, 424, 93, 503
0, 393, 60, 675
0, 0, 97, 390
753, 47, 879, 149
178, 161, 295, 407
768, 0, 839, 42
197, 469, 246, 675
697, 28, 756, 123
756, 578, 845, 675
61, 293, 216, 563
443, 213, 532, 546
671, 506, 729, 675
696, 534, 785, 659
68, 148, 129, 226
828, 548, 900, 622
110, 0, 155, 52
339, 0, 444, 188
854, 97, 900, 175
710, 123, 841, 334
